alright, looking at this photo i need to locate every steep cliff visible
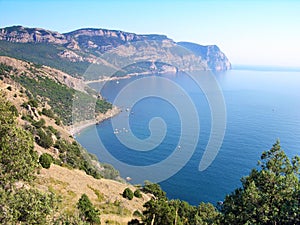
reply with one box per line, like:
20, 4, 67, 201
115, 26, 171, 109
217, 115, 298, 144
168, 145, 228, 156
178, 42, 231, 71
0, 26, 231, 77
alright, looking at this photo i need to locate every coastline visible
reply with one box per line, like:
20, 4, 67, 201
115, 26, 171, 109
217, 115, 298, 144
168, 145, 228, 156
68, 106, 121, 136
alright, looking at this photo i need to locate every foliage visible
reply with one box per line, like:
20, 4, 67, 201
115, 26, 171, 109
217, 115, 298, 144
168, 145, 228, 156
42, 107, 56, 118
0, 62, 13, 75
0, 187, 59, 224
77, 194, 100, 224
13, 75, 112, 125
142, 181, 166, 200
128, 218, 143, 225
221, 140, 300, 225
36, 128, 54, 149
0, 92, 61, 224
0, 92, 38, 185
134, 189, 142, 198
39, 153, 54, 169
123, 188, 134, 200
32, 118, 46, 128
133, 210, 143, 217
0, 40, 90, 76
55, 139, 103, 179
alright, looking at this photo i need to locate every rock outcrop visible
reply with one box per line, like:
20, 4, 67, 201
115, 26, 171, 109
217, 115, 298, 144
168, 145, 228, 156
178, 42, 231, 71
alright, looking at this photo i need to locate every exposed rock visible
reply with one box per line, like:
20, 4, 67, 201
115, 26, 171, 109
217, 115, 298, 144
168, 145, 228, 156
0, 26, 68, 44
177, 42, 232, 71
58, 50, 84, 62
0, 26, 231, 73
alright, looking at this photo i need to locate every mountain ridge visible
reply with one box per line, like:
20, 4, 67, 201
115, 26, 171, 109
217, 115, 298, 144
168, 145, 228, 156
0, 25, 231, 75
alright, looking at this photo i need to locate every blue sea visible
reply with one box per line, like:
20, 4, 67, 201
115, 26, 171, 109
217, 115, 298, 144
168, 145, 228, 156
76, 68, 300, 205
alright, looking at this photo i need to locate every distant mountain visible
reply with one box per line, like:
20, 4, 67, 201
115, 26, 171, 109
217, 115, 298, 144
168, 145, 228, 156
0, 26, 231, 79
178, 42, 231, 71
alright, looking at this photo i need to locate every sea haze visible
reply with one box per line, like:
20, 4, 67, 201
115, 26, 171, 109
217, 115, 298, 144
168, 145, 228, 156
76, 68, 300, 205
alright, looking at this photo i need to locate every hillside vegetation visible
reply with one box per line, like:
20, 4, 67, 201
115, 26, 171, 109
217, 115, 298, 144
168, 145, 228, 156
0, 76, 150, 224
0, 56, 112, 125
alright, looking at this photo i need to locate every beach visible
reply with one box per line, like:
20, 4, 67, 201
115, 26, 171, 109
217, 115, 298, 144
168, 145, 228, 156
68, 106, 121, 135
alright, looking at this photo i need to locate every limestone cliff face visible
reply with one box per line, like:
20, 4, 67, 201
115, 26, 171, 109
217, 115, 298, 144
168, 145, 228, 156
177, 42, 231, 71
0, 26, 231, 73
0, 26, 68, 44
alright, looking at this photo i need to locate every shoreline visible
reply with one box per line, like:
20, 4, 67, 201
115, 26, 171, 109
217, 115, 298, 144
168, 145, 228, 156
84, 70, 178, 84
68, 106, 121, 136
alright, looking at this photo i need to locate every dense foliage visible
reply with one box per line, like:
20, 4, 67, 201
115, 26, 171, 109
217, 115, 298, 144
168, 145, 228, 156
221, 140, 300, 224
0, 92, 38, 186
141, 183, 220, 225
13, 74, 112, 125
137, 141, 300, 225
0, 91, 59, 224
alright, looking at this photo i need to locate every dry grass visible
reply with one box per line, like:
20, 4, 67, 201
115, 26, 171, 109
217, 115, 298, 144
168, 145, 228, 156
36, 165, 150, 224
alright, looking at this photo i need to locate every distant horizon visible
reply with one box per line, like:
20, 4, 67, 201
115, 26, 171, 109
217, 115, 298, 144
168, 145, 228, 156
1, 0, 300, 67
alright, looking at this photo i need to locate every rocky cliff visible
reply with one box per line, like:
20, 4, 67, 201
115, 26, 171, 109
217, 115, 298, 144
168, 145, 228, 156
178, 42, 231, 71
0, 26, 231, 75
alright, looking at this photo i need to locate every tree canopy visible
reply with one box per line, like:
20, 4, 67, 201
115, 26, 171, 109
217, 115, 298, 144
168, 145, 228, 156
221, 140, 300, 225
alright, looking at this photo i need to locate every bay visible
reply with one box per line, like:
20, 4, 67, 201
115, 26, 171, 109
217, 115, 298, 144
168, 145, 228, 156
76, 68, 300, 205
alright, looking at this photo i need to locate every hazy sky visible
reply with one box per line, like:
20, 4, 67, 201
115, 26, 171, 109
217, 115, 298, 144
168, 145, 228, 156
1, 0, 300, 67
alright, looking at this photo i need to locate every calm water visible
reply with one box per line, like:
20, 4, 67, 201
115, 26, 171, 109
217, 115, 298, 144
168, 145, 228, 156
76, 68, 300, 205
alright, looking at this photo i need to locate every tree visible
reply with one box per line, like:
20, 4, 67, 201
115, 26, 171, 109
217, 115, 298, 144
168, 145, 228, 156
221, 140, 300, 224
77, 194, 100, 224
39, 153, 54, 169
0, 126, 38, 185
143, 198, 176, 225
142, 181, 166, 200
134, 189, 142, 198
195, 202, 220, 225
0, 188, 58, 224
123, 187, 134, 200
36, 128, 53, 149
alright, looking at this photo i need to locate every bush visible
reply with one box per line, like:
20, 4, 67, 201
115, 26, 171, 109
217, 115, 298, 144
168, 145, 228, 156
39, 153, 53, 169
32, 118, 45, 128
27, 99, 38, 108
142, 181, 166, 199
134, 189, 142, 198
36, 128, 53, 149
122, 188, 134, 200
133, 210, 142, 217
77, 194, 100, 224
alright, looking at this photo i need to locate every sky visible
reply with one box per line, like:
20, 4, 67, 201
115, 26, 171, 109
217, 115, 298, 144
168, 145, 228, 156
1, 0, 300, 67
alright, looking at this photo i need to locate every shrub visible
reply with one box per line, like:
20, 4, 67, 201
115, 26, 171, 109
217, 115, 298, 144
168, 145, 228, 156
32, 118, 45, 128
134, 189, 142, 198
77, 194, 100, 224
122, 188, 134, 200
133, 210, 142, 217
39, 153, 53, 169
36, 128, 53, 149
27, 99, 38, 108
41, 108, 55, 118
